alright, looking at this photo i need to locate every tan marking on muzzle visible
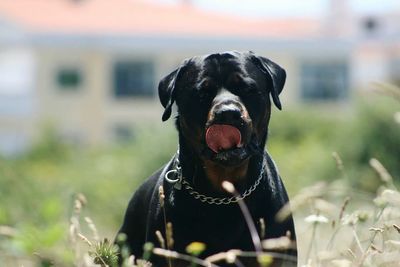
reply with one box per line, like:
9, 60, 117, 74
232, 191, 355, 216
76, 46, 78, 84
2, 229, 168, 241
207, 88, 251, 123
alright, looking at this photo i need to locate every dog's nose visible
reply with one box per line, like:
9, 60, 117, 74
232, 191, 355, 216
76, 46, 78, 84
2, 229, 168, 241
213, 105, 242, 122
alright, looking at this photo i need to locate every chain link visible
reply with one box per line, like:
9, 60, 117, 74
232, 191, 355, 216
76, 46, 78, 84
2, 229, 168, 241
179, 158, 266, 205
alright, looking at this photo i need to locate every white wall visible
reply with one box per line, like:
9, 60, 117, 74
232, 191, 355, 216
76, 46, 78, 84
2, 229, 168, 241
0, 46, 36, 155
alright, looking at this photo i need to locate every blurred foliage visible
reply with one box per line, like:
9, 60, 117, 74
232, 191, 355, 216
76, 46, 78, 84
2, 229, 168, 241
338, 96, 400, 191
268, 93, 399, 193
0, 91, 398, 265
0, 124, 177, 265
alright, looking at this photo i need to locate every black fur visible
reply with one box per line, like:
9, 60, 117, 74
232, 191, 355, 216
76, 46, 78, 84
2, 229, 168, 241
117, 51, 297, 267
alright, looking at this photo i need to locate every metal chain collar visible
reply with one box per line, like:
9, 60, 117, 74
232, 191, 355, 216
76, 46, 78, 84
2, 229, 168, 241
164, 155, 267, 205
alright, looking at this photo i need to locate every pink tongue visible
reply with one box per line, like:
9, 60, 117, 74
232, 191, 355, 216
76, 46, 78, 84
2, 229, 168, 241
206, 124, 242, 153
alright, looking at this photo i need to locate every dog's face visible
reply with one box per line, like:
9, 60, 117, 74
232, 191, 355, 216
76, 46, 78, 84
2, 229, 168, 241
159, 51, 285, 168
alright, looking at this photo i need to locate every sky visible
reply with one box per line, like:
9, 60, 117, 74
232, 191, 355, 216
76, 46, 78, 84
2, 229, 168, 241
159, 0, 400, 18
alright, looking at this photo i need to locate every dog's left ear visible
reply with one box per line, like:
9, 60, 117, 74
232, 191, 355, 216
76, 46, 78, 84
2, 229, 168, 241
249, 53, 286, 110
158, 60, 189, 121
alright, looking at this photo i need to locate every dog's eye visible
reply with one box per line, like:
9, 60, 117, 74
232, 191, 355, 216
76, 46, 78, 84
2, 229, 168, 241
244, 81, 258, 94
197, 78, 215, 99
199, 78, 213, 89
230, 72, 242, 84
228, 73, 256, 94
201, 79, 210, 88
236, 78, 258, 95
228, 73, 245, 89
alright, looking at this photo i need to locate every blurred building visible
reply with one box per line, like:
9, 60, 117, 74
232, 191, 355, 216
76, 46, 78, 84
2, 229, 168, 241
0, 0, 399, 155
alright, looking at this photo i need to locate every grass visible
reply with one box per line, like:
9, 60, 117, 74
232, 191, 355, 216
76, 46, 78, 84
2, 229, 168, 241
0, 88, 399, 266
292, 156, 400, 267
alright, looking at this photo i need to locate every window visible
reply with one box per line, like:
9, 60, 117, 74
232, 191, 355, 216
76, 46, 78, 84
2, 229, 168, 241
56, 68, 82, 90
362, 17, 380, 35
113, 61, 155, 97
300, 62, 349, 101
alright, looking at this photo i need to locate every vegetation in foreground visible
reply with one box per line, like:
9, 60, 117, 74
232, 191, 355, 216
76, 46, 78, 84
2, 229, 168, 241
67, 159, 400, 267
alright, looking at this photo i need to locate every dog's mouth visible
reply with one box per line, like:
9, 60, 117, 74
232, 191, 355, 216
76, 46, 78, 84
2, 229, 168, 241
203, 123, 256, 166
205, 124, 242, 153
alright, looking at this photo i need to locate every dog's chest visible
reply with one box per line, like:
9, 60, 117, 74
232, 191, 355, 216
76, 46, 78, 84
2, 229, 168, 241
161, 190, 265, 253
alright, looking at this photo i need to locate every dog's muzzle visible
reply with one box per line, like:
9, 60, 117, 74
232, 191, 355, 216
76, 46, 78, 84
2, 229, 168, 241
203, 89, 256, 166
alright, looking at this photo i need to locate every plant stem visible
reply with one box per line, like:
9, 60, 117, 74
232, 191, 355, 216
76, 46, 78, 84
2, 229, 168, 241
206, 250, 298, 264
153, 248, 220, 267
236, 197, 263, 253
356, 205, 386, 266
352, 226, 363, 253
221, 181, 262, 254
305, 222, 317, 264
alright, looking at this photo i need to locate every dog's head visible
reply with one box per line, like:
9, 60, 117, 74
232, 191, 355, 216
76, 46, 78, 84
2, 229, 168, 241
159, 51, 285, 168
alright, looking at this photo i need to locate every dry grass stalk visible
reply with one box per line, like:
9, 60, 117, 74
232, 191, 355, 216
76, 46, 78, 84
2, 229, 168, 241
155, 230, 166, 249
153, 247, 218, 267
259, 218, 266, 240
262, 236, 294, 251
347, 248, 356, 259
74, 193, 87, 214
204, 252, 227, 263
371, 82, 400, 102
369, 227, 384, 233
85, 216, 100, 242
231, 250, 297, 264
339, 197, 351, 222
158, 186, 165, 207
393, 224, 400, 234
332, 152, 344, 171
78, 233, 93, 247
166, 222, 174, 249
370, 244, 383, 253
136, 259, 153, 267
158, 185, 173, 267
69, 219, 78, 243
277, 182, 328, 222
221, 181, 262, 254
369, 158, 394, 185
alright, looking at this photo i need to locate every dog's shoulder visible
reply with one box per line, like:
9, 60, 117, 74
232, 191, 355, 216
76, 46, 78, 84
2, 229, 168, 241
117, 158, 175, 254
117, 169, 160, 235
121, 158, 175, 221
263, 152, 290, 207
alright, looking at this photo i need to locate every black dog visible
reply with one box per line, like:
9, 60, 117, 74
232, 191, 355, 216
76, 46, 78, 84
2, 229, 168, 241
117, 51, 297, 266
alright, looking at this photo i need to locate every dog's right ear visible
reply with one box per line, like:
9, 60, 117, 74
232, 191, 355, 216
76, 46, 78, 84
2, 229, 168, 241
158, 61, 188, 121
248, 52, 286, 110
